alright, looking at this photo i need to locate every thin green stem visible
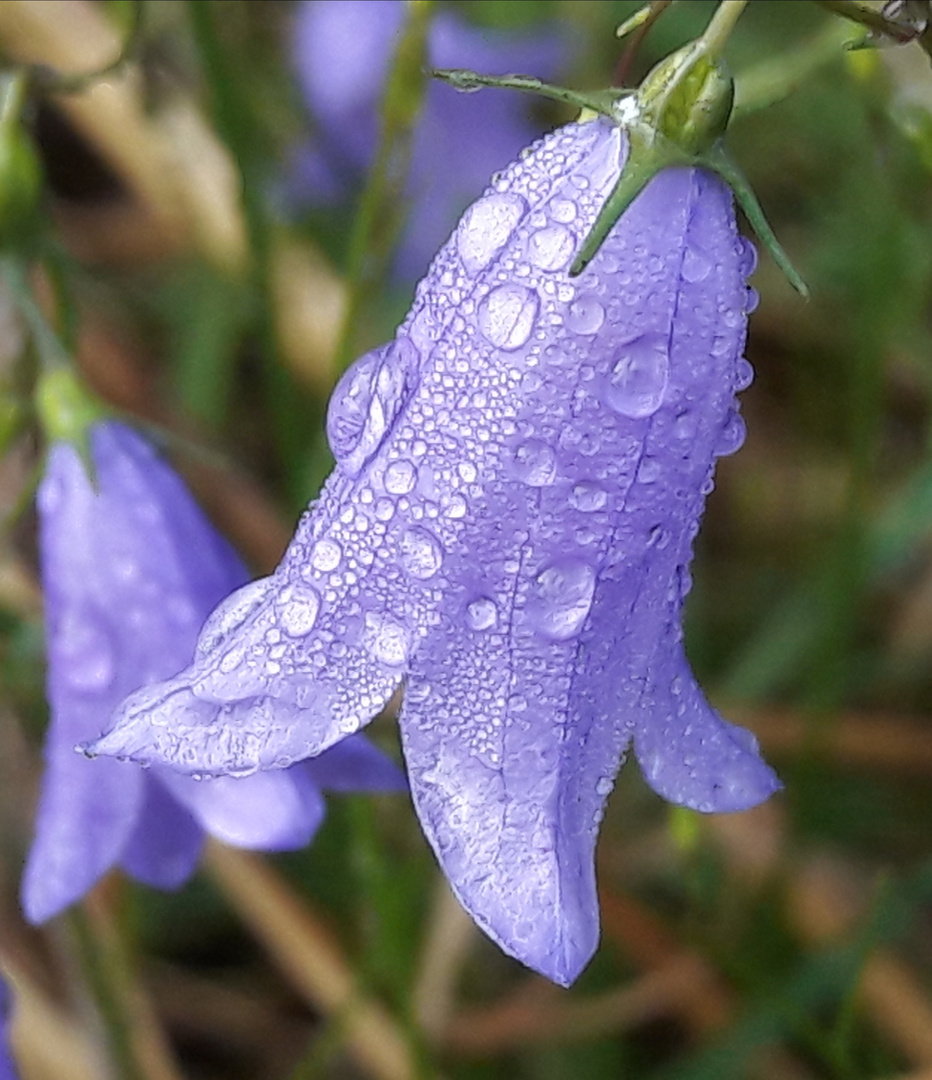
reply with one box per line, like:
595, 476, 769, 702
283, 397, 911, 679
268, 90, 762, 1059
0, 258, 69, 372
334, 0, 434, 373
68, 906, 147, 1080
699, 0, 750, 58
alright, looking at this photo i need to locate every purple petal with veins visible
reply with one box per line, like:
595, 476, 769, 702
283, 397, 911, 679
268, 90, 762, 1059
93, 117, 779, 983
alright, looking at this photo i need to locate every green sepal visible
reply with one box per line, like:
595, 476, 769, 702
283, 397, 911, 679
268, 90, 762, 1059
701, 144, 810, 297
571, 123, 686, 275
431, 68, 629, 123
35, 367, 109, 489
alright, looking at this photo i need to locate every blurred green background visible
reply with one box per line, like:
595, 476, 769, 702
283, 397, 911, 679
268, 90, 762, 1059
1, 1, 932, 1078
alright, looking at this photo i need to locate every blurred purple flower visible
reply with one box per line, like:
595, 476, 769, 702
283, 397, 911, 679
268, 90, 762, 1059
23, 420, 403, 924
291, 0, 569, 278
0, 974, 17, 1080
94, 117, 780, 984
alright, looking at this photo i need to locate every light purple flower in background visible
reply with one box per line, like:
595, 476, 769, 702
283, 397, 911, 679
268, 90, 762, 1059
93, 117, 780, 985
23, 420, 403, 924
291, 0, 569, 279
0, 974, 17, 1080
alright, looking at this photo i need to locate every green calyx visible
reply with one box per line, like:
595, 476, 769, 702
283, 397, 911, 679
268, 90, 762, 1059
433, 2, 808, 296
35, 367, 107, 482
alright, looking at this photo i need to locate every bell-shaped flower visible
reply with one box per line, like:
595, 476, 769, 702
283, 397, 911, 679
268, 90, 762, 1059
23, 418, 403, 924
291, 0, 569, 278
93, 115, 780, 984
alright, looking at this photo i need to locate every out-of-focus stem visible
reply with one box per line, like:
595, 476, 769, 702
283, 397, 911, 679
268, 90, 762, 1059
412, 875, 477, 1043
205, 842, 420, 1080
69, 887, 185, 1080
734, 19, 864, 117
334, 0, 434, 372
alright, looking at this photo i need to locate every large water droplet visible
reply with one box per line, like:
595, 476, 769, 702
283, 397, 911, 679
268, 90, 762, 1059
566, 295, 605, 334
466, 597, 498, 631
570, 481, 607, 512
512, 439, 556, 486
529, 559, 596, 641
398, 526, 443, 579
326, 337, 418, 477
58, 613, 116, 692
605, 333, 669, 419
477, 284, 539, 351
549, 198, 577, 224
384, 458, 417, 495
736, 237, 758, 278
681, 246, 712, 283
278, 582, 321, 638
457, 192, 526, 273
365, 614, 411, 666
735, 358, 754, 392
310, 538, 342, 573
715, 411, 747, 457
197, 576, 275, 656
527, 224, 575, 271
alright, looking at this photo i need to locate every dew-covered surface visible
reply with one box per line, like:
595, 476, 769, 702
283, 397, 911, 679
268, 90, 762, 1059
94, 118, 777, 983
25, 422, 401, 924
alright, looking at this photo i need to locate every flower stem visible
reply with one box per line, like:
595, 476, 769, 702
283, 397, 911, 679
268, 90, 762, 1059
205, 842, 424, 1080
68, 888, 184, 1080
699, 0, 750, 58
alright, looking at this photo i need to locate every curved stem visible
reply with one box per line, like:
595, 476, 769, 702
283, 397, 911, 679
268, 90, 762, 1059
699, 0, 750, 58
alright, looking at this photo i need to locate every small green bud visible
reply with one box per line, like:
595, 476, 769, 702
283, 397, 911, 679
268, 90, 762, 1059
637, 43, 735, 155
36, 367, 105, 451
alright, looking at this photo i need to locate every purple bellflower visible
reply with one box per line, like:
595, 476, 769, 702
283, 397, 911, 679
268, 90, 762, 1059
291, 0, 568, 279
23, 419, 403, 924
0, 974, 17, 1080
93, 117, 780, 985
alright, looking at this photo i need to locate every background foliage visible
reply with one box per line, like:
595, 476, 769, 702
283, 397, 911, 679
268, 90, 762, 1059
1, 1, 932, 1078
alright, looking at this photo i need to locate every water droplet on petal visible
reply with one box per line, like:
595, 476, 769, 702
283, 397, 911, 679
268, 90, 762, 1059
398, 526, 443, 579
681, 246, 712, 283
549, 198, 577, 224
364, 614, 411, 666
737, 237, 758, 278
445, 494, 467, 519
735, 358, 754, 392
384, 458, 417, 495
278, 582, 321, 638
529, 559, 596, 641
745, 287, 760, 314
457, 192, 526, 273
605, 333, 669, 419
595, 776, 614, 796
466, 597, 498, 631
566, 295, 605, 334
310, 538, 342, 573
477, 284, 539, 351
457, 462, 477, 484
326, 337, 417, 477
570, 481, 607, 512
512, 439, 556, 486
58, 614, 115, 692
637, 457, 661, 484
197, 576, 275, 656
527, 224, 575, 271
715, 411, 747, 457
